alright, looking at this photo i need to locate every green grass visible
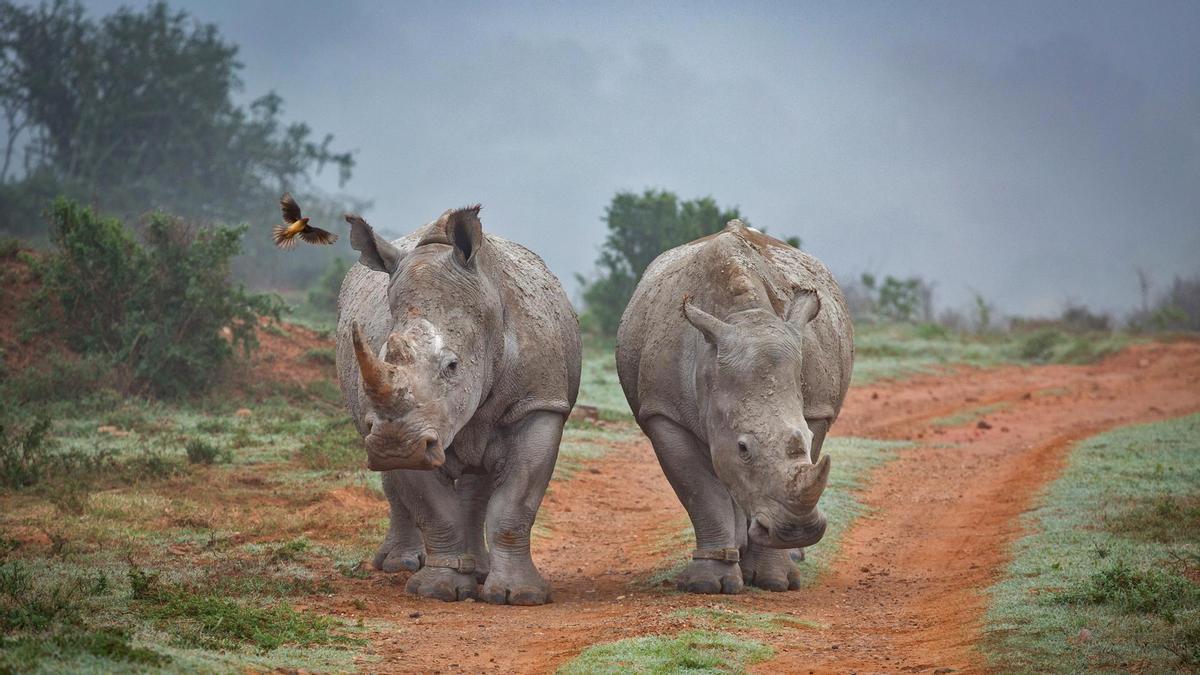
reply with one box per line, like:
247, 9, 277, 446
558, 630, 773, 674
128, 565, 361, 653
984, 414, 1200, 672
852, 324, 1135, 384
577, 340, 632, 419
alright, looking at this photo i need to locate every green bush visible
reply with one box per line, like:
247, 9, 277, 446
1054, 560, 1199, 623
185, 439, 229, 465
1017, 329, 1063, 362
0, 356, 115, 405
28, 199, 283, 397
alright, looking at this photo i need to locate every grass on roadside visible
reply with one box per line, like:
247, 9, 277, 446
852, 324, 1134, 384
558, 630, 772, 674
984, 414, 1200, 672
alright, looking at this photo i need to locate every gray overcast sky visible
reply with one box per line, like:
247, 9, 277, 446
82, 1, 1200, 316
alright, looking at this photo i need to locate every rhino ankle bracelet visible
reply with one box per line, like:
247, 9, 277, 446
424, 554, 477, 575
693, 547, 741, 562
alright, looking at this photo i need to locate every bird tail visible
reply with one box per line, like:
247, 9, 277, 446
273, 224, 297, 249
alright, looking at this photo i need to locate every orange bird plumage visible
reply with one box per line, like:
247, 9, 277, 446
273, 193, 338, 249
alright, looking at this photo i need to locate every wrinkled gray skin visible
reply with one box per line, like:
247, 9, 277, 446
336, 206, 580, 605
616, 220, 853, 594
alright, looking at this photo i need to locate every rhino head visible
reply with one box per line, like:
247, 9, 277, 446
683, 291, 831, 549
345, 206, 501, 472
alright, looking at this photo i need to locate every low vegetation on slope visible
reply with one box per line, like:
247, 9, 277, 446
984, 414, 1200, 671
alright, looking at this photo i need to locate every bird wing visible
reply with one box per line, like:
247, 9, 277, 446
299, 226, 338, 245
280, 193, 302, 223
273, 224, 298, 249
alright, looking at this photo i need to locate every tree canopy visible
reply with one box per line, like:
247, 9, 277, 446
579, 189, 798, 335
0, 0, 354, 240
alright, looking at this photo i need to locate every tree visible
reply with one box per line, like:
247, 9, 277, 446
0, 0, 354, 240
578, 190, 746, 334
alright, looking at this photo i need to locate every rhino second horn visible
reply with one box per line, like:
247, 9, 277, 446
351, 321, 397, 410
791, 453, 831, 513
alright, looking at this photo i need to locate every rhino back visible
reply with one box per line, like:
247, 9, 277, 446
617, 229, 853, 428
337, 227, 580, 434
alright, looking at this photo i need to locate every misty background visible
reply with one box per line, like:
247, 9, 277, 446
13, 0, 1200, 317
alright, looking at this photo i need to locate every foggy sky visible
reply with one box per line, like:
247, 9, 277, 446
79, 0, 1200, 317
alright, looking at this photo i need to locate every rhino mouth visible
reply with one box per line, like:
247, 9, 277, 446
748, 510, 827, 548
364, 430, 445, 471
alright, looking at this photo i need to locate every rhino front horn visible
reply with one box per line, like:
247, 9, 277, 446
351, 321, 396, 411
791, 453, 831, 513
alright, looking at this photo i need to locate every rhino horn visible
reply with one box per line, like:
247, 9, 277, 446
351, 321, 397, 410
790, 453, 831, 513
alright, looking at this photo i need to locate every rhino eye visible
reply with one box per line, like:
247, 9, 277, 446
441, 355, 459, 378
737, 439, 751, 462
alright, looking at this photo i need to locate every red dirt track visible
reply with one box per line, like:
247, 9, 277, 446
318, 341, 1200, 673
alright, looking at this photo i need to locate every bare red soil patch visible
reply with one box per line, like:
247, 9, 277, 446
291, 341, 1200, 673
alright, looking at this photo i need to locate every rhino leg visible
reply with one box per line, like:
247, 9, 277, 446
480, 410, 561, 606
373, 470, 425, 573
392, 470, 478, 602
643, 416, 743, 595
456, 473, 492, 583
740, 542, 802, 591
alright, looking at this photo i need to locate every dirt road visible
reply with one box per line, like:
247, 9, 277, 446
321, 341, 1200, 673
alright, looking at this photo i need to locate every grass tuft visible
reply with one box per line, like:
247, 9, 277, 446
558, 630, 772, 674
128, 565, 360, 653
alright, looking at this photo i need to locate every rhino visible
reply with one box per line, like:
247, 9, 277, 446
616, 220, 853, 594
336, 205, 580, 605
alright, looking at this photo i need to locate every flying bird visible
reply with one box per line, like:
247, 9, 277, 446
273, 193, 338, 249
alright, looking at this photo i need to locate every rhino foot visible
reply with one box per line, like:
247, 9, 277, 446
740, 546, 800, 592
481, 567, 551, 605
373, 537, 424, 573
404, 566, 478, 602
676, 560, 743, 594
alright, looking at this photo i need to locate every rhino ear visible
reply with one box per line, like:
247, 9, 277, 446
786, 289, 821, 328
446, 205, 484, 267
345, 214, 402, 274
683, 299, 731, 348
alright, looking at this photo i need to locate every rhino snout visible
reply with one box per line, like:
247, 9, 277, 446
364, 416, 445, 471
748, 508, 827, 548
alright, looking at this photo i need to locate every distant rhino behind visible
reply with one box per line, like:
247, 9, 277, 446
616, 220, 853, 594
336, 206, 580, 605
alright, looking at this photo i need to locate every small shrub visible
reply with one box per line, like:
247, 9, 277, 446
270, 539, 311, 563
0, 561, 85, 631
1054, 560, 1199, 623
0, 418, 54, 489
0, 418, 116, 512
122, 449, 184, 481
184, 439, 229, 465
1017, 329, 1063, 362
